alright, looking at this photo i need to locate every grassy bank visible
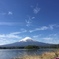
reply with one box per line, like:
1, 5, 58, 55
14, 50, 59, 59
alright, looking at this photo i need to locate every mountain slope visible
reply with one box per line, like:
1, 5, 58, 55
1, 37, 50, 47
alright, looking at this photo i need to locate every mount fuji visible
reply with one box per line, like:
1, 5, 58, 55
1, 37, 50, 47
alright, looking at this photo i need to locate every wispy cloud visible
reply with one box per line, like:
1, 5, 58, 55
8, 11, 13, 15
0, 11, 13, 16
43, 37, 53, 40
0, 22, 14, 26
10, 30, 27, 36
40, 33, 59, 44
33, 34, 41, 38
36, 26, 48, 30
0, 33, 20, 45
0, 33, 21, 39
42, 37, 54, 44
20, 28, 27, 33
32, 4, 40, 14
32, 17, 35, 19
0, 38, 11, 45
49, 34, 57, 37
0, 22, 23, 26
49, 24, 56, 29
33, 7, 40, 14
26, 19, 31, 27
0, 32, 21, 45
29, 26, 48, 33
10, 32, 21, 35
0, 30, 27, 39
0, 30, 28, 45
42, 36, 59, 44
25, 16, 35, 27
29, 24, 59, 33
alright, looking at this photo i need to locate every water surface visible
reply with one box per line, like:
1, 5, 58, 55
0, 49, 56, 59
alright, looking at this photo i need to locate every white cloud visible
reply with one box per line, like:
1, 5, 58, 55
0, 32, 22, 45
29, 26, 48, 33
40, 33, 59, 44
32, 33, 59, 44
25, 16, 35, 27
42, 37, 59, 44
36, 26, 48, 30
0, 22, 23, 26
26, 20, 31, 27
0, 22, 14, 26
32, 4, 40, 14
33, 34, 41, 38
33, 7, 40, 14
0, 37, 18, 45
49, 34, 57, 37
0, 30, 28, 45
0, 11, 13, 16
0, 33, 21, 39
49, 24, 59, 29
29, 24, 59, 33
43, 37, 53, 40
32, 17, 35, 19
10, 32, 21, 35
20, 28, 27, 33
0, 31, 27, 40
8, 11, 13, 15
33, 36, 39, 38
49, 24, 56, 29
10, 30, 27, 36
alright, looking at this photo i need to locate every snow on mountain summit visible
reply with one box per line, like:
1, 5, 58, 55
19, 37, 35, 42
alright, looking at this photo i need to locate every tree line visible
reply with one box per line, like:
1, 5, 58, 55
0, 44, 59, 49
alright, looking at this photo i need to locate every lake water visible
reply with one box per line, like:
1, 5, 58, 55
0, 49, 56, 59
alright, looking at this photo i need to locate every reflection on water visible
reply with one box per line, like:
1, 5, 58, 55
0, 49, 56, 59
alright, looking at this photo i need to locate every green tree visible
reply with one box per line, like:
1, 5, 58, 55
25, 45, 39, 49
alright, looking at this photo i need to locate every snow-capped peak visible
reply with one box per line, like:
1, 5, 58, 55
19, 37, 35, 42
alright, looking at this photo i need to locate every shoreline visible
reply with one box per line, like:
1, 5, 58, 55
14, 49, 59, 59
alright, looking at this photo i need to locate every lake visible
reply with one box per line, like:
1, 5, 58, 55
0, 49, 56, 59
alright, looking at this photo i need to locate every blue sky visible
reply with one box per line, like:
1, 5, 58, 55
0, 0, 59, 45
